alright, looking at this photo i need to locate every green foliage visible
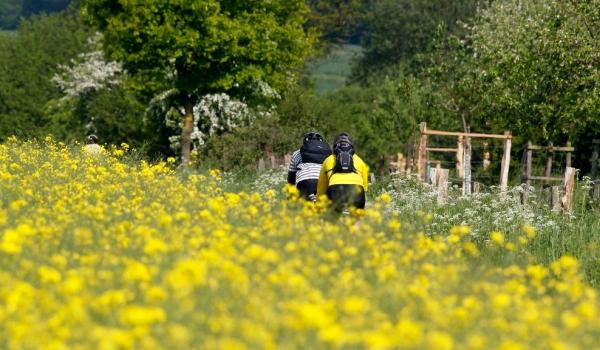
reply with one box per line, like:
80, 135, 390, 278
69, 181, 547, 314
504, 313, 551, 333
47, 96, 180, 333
82, 0, 315, 98
306, 0, 368, 43
45, 83, 149, 148
306, 44, 362, 95
462, 0, 600, 144
82, 0, 316, 162
199, 74, 434, 170
201, 113, 296, 171
369, 72, 457, 155
0, 8, 149, 149
354, 0, 484, 79
200, 84, 376, 170
277, 85, 375, 156
0, 12, 91, 141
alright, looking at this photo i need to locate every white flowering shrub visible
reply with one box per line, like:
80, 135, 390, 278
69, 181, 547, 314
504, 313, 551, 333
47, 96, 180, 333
161, 93, 253, 151
52, 33, 123, 99
147, 81, 278, 153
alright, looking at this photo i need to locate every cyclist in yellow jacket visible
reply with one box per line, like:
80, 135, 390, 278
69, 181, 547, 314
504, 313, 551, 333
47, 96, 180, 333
317, 133, 369, 211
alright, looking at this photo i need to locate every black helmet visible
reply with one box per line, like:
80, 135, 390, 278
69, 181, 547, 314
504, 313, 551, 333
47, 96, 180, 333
303, 131, 324, 143
334, 132, 353, 147
87, 134, 98, 144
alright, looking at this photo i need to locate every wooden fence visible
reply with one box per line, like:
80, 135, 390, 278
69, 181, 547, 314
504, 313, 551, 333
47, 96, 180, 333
429, 166, 577, 214
257, 152, 291, 171
257, 127, 599, 216
520, 141, 573, 185
417, 122, 512, 194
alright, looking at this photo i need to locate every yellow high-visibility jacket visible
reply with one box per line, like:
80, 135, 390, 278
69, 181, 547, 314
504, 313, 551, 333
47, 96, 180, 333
317, 153, 369, 196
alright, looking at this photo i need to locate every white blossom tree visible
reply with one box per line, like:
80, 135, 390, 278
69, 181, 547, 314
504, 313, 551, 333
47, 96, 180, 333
52, 33, 123, 100
48, 32, 125, 135
147, 85, 276, 154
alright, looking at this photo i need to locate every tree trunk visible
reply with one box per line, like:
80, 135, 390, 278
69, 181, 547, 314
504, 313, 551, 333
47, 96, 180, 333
181, 97, 194, 166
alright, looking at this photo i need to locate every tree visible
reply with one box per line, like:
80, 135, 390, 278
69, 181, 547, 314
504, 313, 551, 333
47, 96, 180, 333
463, 0, 600, 143
46, 32, 150, 147
82, 0, 315, 165
354, 0, 485, 80
306, 0, 369, 44
0, 10, 91, 141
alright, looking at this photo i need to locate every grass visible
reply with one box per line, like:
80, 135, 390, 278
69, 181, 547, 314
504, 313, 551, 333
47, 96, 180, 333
306, 44, 362, 95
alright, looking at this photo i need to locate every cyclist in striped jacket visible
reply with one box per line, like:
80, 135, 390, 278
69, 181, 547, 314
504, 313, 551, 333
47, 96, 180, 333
287, 132, 332, 201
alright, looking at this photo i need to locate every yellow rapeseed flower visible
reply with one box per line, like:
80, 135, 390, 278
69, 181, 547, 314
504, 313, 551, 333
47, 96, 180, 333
490, 231, 505, 246
120, 305, 166, 326
522, 224, 536, 239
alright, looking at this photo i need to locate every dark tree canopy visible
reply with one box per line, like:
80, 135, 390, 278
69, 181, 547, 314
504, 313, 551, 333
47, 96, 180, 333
306, 0, 369, 44
0, 12, 90, 141
354, 0, 484, 79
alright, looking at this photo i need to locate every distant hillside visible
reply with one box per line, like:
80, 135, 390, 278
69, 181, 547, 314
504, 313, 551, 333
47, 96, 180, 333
307, 44, 362, 95
0, 0, 72, 30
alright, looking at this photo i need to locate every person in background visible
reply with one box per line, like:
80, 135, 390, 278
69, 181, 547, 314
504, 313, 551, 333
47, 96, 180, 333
287, 132, 332, 200
317, 133, 369, 212
84, 134, 102, 154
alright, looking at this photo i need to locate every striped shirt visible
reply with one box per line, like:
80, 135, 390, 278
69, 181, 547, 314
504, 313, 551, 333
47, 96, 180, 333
288, 149, 323, 184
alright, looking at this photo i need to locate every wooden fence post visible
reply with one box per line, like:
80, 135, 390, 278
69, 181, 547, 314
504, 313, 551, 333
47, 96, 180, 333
483, 142, 491, 172
592, 140, 599, 181
417, 122, 428, 182
399, 153, 406, 176
542, 186, 551, 207
437, 168, 449, 204
591, 141, 600, 206
406, 155, 413, 176
429, 167, 438, 188
473, 182, 481, 194
463, 135, 472, 195
565, 141, 572, 168
499, 132, 512, 192
521, 184, 529, 206
525, 141, 532, 186
456, 136, 464, 179
544, 142, 554, 187
562, 167, 576, 214
284, 153, 292, 168
552, 186, 561, 212
520, 147, 528, 185
594, 183, 600, 212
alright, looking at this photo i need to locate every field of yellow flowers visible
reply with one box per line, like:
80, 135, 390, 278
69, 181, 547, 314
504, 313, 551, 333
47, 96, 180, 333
1, 138, 600, 349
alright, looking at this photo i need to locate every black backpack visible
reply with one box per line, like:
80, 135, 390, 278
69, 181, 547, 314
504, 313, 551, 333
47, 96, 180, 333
333, 139, 356, 173
300, 138, 332, 164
